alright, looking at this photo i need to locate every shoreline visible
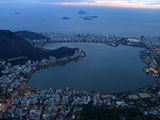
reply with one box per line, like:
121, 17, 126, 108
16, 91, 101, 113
27, 42, 157, 96
0, 48, 86, 114
26, 50, 86, 87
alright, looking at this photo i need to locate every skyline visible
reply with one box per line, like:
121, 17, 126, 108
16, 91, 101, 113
1, 0, 160, 9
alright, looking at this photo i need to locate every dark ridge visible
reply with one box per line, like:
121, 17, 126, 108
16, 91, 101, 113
16, 31, 49, 41
0, 30, 77, 60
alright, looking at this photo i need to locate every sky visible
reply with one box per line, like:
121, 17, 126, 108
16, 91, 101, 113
1, 0, 160, 9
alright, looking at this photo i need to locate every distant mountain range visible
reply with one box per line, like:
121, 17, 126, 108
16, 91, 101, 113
16, 31, 49, 41
0, 30, 76, 60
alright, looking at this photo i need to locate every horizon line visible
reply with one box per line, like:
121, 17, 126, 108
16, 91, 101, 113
52, 2, 160, 9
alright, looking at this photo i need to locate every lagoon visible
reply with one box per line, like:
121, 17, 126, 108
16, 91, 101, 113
29, 43, 155, 93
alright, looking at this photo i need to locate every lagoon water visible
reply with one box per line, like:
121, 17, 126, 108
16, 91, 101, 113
29, 43, 155, 93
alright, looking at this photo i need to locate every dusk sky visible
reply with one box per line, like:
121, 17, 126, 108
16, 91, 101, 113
1, 0, 160, 9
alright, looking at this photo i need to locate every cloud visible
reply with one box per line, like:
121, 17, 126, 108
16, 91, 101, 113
53, 0, 160, 9
1, 0, 160, 9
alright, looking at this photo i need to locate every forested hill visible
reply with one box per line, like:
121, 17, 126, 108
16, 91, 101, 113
0, 30, 76, 60
16, 31, 49, 40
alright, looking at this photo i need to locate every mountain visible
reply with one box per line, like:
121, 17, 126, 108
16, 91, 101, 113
0, 30, 76, 60
16, 31, 49, 41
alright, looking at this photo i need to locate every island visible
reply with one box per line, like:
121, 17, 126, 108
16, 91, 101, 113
61, 17, 70, 20
78, 10, 87, 15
